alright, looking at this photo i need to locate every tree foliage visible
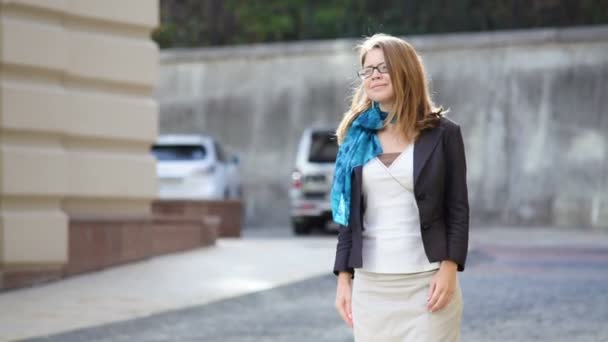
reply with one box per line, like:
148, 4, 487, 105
152, 0, 608, 48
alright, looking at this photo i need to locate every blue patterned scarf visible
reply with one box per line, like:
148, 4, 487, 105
331, 102, 389, 226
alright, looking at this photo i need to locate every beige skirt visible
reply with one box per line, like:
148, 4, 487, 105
352, 269, 463, 342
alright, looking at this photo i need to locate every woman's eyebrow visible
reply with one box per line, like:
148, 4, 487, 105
363, 62, 386, 68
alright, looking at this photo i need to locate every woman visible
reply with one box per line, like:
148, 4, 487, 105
331, 33, 469, 341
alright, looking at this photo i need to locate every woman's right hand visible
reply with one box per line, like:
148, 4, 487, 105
335, 272, 353, 327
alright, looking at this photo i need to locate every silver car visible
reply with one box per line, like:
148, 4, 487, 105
152, 134, 242, 200
289, 128, 338, 235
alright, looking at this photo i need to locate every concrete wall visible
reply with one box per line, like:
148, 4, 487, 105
0, 0, 158, 273
157, 26, 608, 229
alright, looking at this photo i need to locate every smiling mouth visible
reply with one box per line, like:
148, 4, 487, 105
371, 84, 387, 89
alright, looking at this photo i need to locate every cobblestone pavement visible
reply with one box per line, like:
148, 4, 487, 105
24, 227, 608, 342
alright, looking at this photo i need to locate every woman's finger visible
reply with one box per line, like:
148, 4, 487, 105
345, 295, 353, 326
426, 279, 437, 303
426, 285, 443, 311
336, 296, 353, 327
430, 291, 451, 312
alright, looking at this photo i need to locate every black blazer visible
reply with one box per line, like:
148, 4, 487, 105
333, 117, 469, 276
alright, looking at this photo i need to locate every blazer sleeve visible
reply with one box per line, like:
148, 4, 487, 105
333, 167, 356, 277
333, 223, 354, 277
444, 123, 470, 271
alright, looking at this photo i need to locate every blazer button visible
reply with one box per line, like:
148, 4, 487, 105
422, 224, 430, 231
416, 193, 426, 201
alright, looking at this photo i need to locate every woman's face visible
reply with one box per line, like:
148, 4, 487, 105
361, 48, 394, 106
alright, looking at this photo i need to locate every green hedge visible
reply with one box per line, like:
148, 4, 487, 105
153, 0, 608, 48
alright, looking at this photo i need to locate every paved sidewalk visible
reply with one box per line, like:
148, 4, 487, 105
1, 225, 607, 341
0, 237, 335, 341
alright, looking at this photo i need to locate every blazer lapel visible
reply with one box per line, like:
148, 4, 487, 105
414, 126, 444, 185
353, 165, 364, 226
354, 165, 363, 203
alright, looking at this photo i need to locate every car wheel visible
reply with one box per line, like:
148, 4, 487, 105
292, 221, 312, 235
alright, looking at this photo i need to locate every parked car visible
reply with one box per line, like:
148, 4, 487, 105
289, 127, 338, 235
151, 134, 242, 200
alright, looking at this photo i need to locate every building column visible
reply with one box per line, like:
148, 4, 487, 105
0, 0, 159, 288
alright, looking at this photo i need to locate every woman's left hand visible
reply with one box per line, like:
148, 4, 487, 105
426, 260, 458, 312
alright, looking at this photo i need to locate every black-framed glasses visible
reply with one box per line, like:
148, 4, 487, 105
357, 63, 389, 79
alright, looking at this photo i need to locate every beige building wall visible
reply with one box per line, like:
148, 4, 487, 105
0, 1, 158, 270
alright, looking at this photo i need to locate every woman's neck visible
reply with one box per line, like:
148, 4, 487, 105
379, 101, 393, 113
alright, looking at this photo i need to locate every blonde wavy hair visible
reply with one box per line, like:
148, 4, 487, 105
336, 33, 445, 145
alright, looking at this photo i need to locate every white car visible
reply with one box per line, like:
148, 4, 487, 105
289, 128, 338, 234
152, 134, 242, 200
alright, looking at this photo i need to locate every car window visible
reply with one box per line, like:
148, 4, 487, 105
308, 131, 338, 163
151, 145, 207, 161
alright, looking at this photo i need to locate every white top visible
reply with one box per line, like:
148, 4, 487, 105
359, 143, 440, 273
